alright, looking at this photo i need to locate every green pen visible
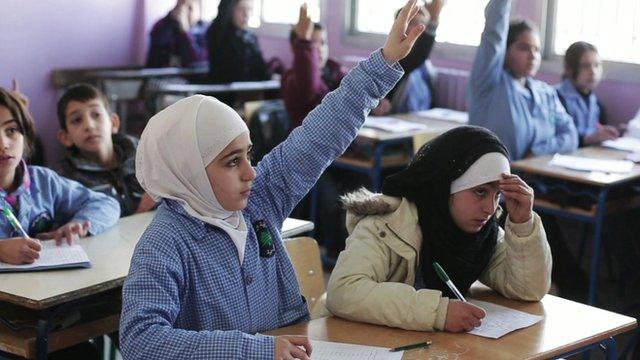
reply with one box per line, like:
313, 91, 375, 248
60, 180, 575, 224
390, 340, 432, 352
2, 207, 29, 238
433, 261, 467, 302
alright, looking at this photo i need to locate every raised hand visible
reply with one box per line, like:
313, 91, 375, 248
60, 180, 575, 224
425, 0, 445, 23
382, 0, 426, 64
294, 4, 313, 41
499, 173, 534, 224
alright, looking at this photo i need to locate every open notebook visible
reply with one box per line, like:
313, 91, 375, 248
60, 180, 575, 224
0, 241, 91, 272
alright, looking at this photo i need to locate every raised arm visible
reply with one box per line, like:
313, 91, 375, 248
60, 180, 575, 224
120, 229, 275, 360
251, 0, 425, 221
469, 0, 511, 98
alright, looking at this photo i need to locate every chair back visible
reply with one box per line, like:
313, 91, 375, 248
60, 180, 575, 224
283, 237, 325, 311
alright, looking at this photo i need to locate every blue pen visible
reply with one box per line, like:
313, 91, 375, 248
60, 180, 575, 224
2, 207, 29, 238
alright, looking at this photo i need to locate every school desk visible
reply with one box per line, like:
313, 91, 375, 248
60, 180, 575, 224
0, 212, 313, 359
512, 146, 640, 305
333, 112, 467, 191
148, 80, 282, 112
267, 284, 637, 359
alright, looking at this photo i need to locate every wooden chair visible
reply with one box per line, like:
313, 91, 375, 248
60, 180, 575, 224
283, 237, 325, 314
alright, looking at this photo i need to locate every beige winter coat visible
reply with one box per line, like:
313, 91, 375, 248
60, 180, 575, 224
324, 189, 552, 331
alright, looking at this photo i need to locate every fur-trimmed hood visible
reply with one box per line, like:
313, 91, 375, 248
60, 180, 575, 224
341, 188, 403, 234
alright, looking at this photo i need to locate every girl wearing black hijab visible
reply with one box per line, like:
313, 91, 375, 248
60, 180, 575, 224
325, 126, 551, 332
206, 0, 270, 84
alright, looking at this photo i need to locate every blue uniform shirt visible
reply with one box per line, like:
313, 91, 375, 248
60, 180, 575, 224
468, 0, 578, 160
0, 164, 120, 238
556, 78, 602, 142
119, 49, 404, 360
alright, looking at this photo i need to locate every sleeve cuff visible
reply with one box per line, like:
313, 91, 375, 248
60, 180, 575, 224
426, 21, 439, 36
506, 216, 535, 237
369, 49, 405, 83
434, 297, 449, 331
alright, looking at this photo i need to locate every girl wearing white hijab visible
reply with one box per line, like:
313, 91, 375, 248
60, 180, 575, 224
120, 1, 425, 359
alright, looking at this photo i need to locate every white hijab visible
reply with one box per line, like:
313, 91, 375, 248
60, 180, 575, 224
136, 95, 250, 262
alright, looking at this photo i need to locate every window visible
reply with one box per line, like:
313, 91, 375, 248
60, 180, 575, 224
201, 0, 320, 28
550, 0, 640, 64
352, 0, 489, 47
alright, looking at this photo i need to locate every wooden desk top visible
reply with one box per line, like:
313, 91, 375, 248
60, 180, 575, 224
151, 80, 281, 95
511, 147, 640, 187
268, 285, 637, 360
355, 113, 465, 142
86, 66, 208, 80
0, 213, 313, 310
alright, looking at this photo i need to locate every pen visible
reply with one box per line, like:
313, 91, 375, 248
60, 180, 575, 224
2, 207, 29, 238
390, 340, 432, 352
433, 261, 467, 302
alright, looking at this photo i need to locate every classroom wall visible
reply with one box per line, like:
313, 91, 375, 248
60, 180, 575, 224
0, 0, 145, 165
257, 0, 640, 126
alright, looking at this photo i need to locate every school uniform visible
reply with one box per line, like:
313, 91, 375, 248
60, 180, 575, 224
556, 78, 606, 146
468, 0, 578, 160
55, 134, 144, 217
119, 49, 404, 360
0, 161, 120, 238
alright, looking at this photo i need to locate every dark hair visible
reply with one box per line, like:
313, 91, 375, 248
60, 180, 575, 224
563, 41, 598, 80
506, 20, 536, 49
57, 83, 111, 131
0, 88, 37, 158
289, 23, 323, 44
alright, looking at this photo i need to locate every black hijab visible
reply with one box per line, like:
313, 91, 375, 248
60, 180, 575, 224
382, 126, 509, 298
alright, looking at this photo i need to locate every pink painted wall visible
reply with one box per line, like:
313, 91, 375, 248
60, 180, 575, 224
0, 0, 146, 165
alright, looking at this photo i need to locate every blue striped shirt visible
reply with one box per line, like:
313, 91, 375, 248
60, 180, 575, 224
119, 49, 403, 360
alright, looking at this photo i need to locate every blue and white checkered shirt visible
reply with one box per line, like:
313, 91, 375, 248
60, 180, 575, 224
120, 49, 403, 360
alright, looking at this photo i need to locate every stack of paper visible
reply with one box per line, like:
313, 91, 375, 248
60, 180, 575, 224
549, 154, 634, 173
364, 116, 427, 133
602, 137, 640, 152
414, 107, 469, 123
310, 340, 403, 360
0, 242, 91, 272
468, 300, 544, 339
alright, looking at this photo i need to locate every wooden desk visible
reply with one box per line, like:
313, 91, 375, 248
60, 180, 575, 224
0, 213, 313, 359
268, 285, 637, 359
512, 147, 640, 304
334, 112, 465, 192
149, 80, 281, 112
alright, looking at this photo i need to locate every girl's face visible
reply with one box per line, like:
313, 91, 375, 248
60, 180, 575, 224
505, 30, 541, 79
573, 50, 603, 93
449, 181, 501, 233
232, 0, 253, 29
205, 132, 256, 211
0, 105, 25, 179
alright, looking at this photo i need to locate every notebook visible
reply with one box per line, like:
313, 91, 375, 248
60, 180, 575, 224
0, 241, 91, 272
309, 340, 403, 360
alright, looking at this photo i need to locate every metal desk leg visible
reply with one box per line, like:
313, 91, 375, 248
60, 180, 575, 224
36, 319, 48, 360
588, 188, 610, 305
600, 337, 618, 360
371, 142, 386, 192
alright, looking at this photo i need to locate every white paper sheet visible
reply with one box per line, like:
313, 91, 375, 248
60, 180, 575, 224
602, 137, 640, 152
309, 340, 403, 360
414, 107, 469, 123
549, 154, 634, 173
0, 241, 91, 272
364, 116, 427, 133
468, 300, 543, 339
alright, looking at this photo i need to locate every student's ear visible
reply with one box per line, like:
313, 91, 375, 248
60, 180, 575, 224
57, 130, 74, 148
110, 113, 121, 134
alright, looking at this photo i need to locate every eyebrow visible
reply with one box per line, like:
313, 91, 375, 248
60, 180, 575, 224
1, 119, 17, 126
66, 104, 102, 117
221, 144, 253, 159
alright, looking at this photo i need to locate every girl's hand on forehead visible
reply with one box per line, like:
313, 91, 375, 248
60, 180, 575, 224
499, 173, 534, 224
382, 0, 426, 64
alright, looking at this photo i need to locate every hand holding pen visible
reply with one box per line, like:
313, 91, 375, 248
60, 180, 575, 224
433, 262, 486, 332
0, 207, 41, 265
